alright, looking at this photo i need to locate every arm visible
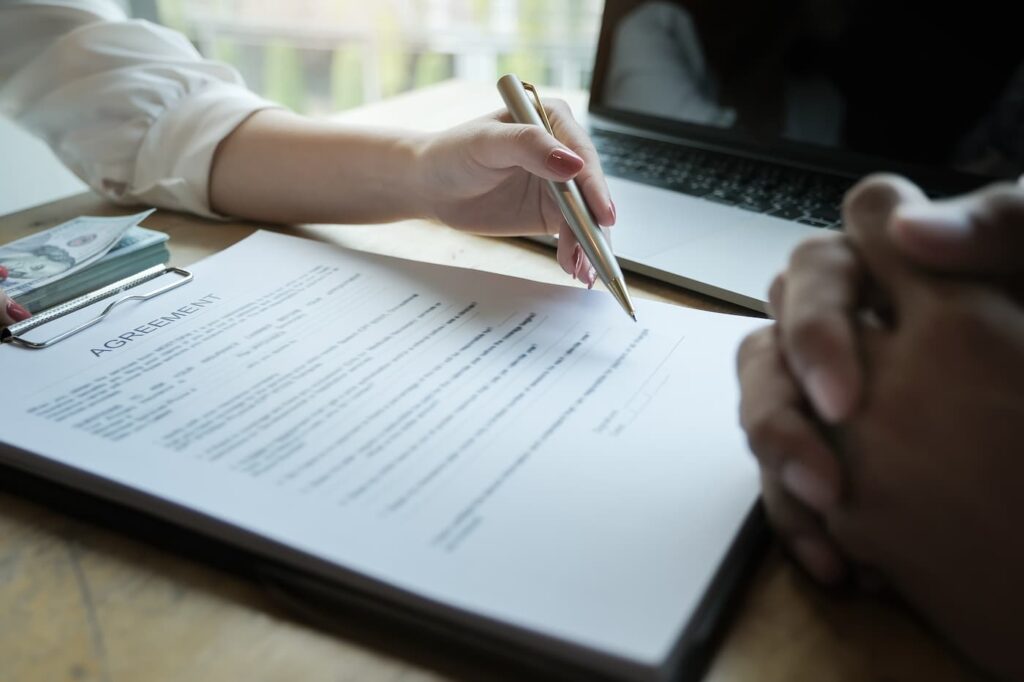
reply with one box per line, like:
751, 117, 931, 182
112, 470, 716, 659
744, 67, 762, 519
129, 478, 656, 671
0, 0, 615, 318
0, 0, 275, 219
207, 103, 615, 253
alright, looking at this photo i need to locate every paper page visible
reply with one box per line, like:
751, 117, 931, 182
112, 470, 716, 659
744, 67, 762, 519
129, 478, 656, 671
0, 231, 764, 676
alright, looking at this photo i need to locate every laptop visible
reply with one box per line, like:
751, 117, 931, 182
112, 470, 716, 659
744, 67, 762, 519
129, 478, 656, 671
564, 0, 1022, 312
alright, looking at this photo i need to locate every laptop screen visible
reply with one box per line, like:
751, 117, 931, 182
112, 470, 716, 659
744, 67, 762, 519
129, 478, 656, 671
589, 0, 1024, 181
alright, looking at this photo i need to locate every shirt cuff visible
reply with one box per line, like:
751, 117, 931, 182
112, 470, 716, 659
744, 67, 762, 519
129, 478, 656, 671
129, 83, 281, 219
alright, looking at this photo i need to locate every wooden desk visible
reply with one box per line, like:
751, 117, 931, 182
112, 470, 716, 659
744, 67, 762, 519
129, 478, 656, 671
0, 81, 981, 682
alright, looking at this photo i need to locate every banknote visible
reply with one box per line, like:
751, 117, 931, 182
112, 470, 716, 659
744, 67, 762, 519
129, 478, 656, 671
0, 210, 155, 299
12, 225, 171, 312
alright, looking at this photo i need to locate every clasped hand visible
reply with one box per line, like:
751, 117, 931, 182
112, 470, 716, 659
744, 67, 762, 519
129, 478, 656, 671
738, 174, 1024, 680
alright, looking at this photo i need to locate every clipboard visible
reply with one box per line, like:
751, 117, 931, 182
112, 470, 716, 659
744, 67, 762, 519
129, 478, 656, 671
1, 264, 193, 350
0, 229, 770, 680
0, 456, 767, 682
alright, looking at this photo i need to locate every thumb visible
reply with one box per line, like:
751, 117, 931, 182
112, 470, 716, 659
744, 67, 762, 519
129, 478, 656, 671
889, 181, 1024, 275
473, 123, 585, 181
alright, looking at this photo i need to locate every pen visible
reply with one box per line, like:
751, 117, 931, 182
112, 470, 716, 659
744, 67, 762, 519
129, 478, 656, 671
496, 74, 637, 321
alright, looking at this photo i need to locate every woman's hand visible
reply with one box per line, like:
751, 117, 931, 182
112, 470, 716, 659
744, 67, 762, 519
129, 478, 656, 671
417, 100, 616, 286
211, 103, 615, 287
0, 265, 32, 326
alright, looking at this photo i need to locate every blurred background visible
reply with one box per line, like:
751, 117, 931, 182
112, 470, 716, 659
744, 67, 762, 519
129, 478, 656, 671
151, 0, 603, 115
1, 0, 604, 214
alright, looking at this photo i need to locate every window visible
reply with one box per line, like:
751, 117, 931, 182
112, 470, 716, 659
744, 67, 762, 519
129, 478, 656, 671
150, 0, 604, 115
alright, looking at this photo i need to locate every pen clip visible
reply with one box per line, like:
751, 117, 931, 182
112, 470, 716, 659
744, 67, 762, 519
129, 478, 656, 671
521, 81, 555, 136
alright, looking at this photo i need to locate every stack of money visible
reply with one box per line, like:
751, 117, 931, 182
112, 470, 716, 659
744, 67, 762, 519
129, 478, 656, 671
0, 210, 170, 313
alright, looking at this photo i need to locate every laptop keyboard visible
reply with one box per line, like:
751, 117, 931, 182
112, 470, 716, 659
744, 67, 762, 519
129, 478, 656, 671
592, 128, 851, 229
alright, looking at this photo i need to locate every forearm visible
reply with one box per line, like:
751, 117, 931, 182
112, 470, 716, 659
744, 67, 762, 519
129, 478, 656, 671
209, 109, 431, 225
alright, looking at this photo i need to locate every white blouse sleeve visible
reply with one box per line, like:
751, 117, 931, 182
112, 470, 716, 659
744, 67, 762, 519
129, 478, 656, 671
0, 0, 279, 218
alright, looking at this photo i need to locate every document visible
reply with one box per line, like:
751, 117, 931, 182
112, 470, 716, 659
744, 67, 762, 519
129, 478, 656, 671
0, 231, 765, 680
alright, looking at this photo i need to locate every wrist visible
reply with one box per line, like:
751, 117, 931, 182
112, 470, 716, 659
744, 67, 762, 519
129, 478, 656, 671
320, 126, 433, 223
399, 131, 436, 222
211, 109, 440, 225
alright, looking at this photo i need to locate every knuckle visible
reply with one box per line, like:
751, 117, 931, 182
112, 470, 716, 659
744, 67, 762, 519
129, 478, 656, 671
974, 182, 1024, 228
787, 234, 859, 279
742, 411, 797, 466
788, 236, 836, 268
543, 98, 571, 115
786, 314, 834, 354
512, 124, 547, 148
842, 173, 912, 227
736, 326, 773, 371
576, 140, 599, 159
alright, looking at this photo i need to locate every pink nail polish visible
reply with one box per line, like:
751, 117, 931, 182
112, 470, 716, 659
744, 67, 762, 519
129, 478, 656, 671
0, 264, 8, 280
587, 266, 597, 289
547, 148, 584, 177
609, 201, 617, 225
573, 246, 585, 281
6, 300, 31, 322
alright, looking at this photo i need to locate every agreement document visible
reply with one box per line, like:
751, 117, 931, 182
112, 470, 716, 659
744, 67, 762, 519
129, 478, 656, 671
0, 231, 765, 681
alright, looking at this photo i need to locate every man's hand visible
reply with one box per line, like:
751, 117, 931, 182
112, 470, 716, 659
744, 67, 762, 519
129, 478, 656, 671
822, 179, 1024, 681
742, 176, 1024, 581
772, 176, 1024, 431
737, 323, 847, 583
739, 175, 1024, 679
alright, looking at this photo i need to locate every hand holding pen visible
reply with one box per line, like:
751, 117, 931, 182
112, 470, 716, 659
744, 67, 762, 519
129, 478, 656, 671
418, 81, 616, 288
497, 74, 637, 320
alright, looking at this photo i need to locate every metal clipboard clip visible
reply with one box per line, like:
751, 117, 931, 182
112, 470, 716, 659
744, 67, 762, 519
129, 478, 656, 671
1, 264, 193, 350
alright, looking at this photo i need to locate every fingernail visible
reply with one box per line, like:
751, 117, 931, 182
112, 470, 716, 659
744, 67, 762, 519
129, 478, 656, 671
893, 203, 971, 239
805, 368, 849, 423
6, 300, 31, 322
781, 460, 838, 511
609, 201, 617, 225
0, 265, 8, 280
547, 148, 584, 176
587, 266, 597, 290
791, 537, 844, 585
